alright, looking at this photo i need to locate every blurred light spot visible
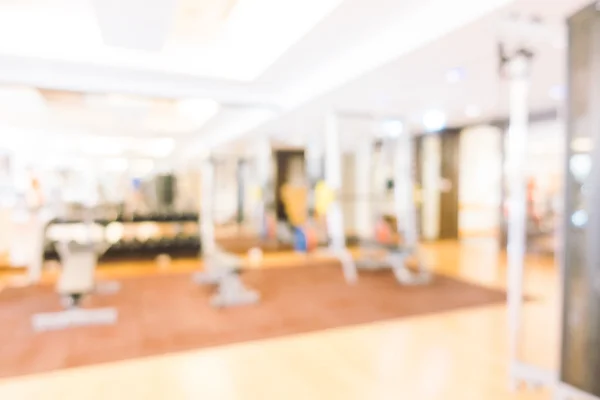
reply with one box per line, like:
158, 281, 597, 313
422, 110, 446, 133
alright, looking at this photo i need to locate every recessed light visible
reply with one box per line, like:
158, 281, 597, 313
381, 119, 404, 138
422, 110, 447, 132
465, 105, 481, 118
446, 67, 466, 83
177, 98, 220, 126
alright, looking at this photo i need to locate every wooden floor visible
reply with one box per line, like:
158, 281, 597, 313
0, 239, 557, 399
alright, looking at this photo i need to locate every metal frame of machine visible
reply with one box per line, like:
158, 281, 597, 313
193, 149, 261, 308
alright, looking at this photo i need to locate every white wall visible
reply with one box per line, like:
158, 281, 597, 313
421, 135, 441, 240
458, 118, 564, 238
458, 125, 502, 237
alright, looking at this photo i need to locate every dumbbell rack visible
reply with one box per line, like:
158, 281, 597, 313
43, 213, 201, 263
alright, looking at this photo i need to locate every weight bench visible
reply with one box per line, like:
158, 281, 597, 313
357, 240, 431, 285
193, 247, 260, 308
31, 242, 118, 332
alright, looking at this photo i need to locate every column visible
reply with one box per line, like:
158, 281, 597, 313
306, 130, 324, 219
324, 113, 345, 249
421, 135, 441, 240
324, 113, 357, 283
505, 53, 530, 383
199, 152, 216, 256
254, 136, 273, 233
393, 131, 418, 248
354, 136, 373, 238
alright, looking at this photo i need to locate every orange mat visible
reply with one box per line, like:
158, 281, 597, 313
0, 264, 506, 378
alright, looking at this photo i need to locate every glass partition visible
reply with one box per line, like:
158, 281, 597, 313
560, 4, 600, 396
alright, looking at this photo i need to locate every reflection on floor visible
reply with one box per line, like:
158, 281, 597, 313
0, 239, 557, 399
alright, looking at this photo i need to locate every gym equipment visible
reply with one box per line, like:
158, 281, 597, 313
294, 225, 318, 252
193, 248, 259, 307
193, 152, 260, 308
346, 118, 430, 285
44, 212, 202, 262
253, 139, 284, 245
31, 238, 118, 332
303, 115, 358, 284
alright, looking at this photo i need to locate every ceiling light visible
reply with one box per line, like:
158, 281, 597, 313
570, 154, 591, 183
103, 158, 129, 172
106, 94, 153, 109
195, 107, 277, 153
446, 67, 466, 83
549, 85, 565, 101
92, 0, 177, 51
130, 159, 155, 177
177, 98, 220, 127
465, 105, 481, 118
381, 119, 404, 138
0, 87, 47, 112
79, 136, 129, 156
422, 110, 447, 133
140, 137, 176, 158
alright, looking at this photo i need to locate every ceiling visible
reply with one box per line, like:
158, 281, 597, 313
241, 0, 590, 152
0, 0, 343, 81
0, 0, 590, 162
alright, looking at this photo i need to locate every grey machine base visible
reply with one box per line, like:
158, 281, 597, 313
32, 241, 120, 332
356, 241, 431, 285
194, 250, 260, 308
32, 308, 118, 332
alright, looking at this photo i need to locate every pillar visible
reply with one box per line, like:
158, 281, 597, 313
421, 134, 441, 240
199, 152, 216, 256
393, 131, 418, 248
504, 53, 530, 383
354, 136, 373, 238
324, 113, 346, 249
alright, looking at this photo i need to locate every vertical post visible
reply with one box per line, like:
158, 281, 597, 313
505, 53, 530, 387
324, 113, 357, 283
393, 131, 418, 249
199, 153, 216, 257
354, 136, 373, 239
306, 131, 324, 219
255, 136, 272, 237
421, 135, 442, 240
236, 158, 246, 231
324, 113, 344, 249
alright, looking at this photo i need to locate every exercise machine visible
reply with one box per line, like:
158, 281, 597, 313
354, 120, 431, 285
31, 213, 118, 332
302, 113, 358, 284
193, 150, 260, 308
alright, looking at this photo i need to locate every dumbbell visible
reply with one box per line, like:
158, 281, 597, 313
145, 212, 157, 222
146, 238, 160, 251
125, 238, 143, 253
110, 239, 124, 253
185, 212, 198, 222
168, 234, 183, 250
156, 237, 172, 251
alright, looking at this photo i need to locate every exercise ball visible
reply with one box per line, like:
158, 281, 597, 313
248, 247, 263, 268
